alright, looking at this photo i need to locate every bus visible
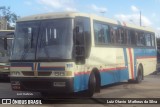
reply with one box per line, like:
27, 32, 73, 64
0, 30, 14, 80
10, 12, 157, 97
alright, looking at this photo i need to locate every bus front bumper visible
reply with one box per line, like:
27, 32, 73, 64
10, 77, 74, 93
0, 72, 10, 79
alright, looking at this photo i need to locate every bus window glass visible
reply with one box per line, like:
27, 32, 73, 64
11, 19, 73, 61
137, 32, 145, 46
129, 30, 137, 45
94, 22, 101, 44
117, 28, 125, 45
145, 33, 152, 47
110, 26, 117, 44
121, 29, 126, 44
151, 34, 155, 47
125, 29, 131, 45
94, 21, 109, 45
37, 19, 73, 60
102, 24, 109, 44
11, 22, 39, 60
117, 28, 122, 44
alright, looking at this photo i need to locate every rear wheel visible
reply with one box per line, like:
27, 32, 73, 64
87, 72, 96, 97
136, 66, 143, 83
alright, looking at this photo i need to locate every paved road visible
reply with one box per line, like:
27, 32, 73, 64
0, 74, 160, 107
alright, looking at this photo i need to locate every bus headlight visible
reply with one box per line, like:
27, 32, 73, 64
54, 72, 65, 76
52, 71, 72, 76
66, 71, 72, 76
3, 67, 9, 70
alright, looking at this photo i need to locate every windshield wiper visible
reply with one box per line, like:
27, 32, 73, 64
40, 39, 50, 59
20, 39, 31, 60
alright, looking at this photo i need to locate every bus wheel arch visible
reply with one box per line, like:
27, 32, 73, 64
87, 68, 101, 97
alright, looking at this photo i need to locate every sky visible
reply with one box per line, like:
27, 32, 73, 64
0, 0, 160, 35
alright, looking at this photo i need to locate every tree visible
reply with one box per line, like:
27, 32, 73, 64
0, 6, 20, 30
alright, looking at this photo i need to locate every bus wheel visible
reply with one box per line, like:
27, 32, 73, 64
136, 66, 143, 83
87, 72, 96, 97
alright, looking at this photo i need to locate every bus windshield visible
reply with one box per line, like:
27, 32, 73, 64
11, 18, 73, 61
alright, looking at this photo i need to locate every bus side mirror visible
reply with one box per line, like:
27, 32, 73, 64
75, 26, 79, 33
4, 38, 7, 50
74, 26, 86, 64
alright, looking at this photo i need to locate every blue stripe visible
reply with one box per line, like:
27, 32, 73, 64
74, 74, 89, 92
11, 62, 34, 70
38, 67, 65, 71
11, 62, 65, 71
73, 69, 129, 92
100, 69, 128, 86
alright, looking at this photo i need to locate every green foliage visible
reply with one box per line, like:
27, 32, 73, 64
0, 6, 20, 29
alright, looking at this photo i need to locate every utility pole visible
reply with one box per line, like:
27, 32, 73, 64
140, 11, 142, 26
100, 10, 106, 16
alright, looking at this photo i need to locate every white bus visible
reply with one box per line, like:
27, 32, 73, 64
0, 30, 14, 80
10, 12, 156, 96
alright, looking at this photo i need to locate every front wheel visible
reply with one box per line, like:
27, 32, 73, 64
87, 72, 96, 97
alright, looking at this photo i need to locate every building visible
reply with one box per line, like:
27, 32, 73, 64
0, 17, 7, 30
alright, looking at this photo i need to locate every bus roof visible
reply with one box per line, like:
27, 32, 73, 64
0, 30, 14, 38
17, 12, 154, 33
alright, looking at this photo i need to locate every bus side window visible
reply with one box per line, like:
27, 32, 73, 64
98, 27, 105, 43
137, 32, 145, 46
102, 24, 109, 44
94, 22, 101, 44
145, 33, 152, 47
117, 28, 122, 44
94, 21, 109, 45
151, 34, 155, 47
125, 29, 131, 45
130, 30, 136, 45
117, 28, 125, 45
110, 26, 117, 44
121, 28, 125, 44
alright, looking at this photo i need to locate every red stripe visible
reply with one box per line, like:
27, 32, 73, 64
10, 66, 31, 68
74, 67, 126, 76
128, 48, 134, 79
136, 56, 156, 59
101, 67, 126, 72
40, 66, 65, 68
74, 71, 90, 76
0, 66, 9, 68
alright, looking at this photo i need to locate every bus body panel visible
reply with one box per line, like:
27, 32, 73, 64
10, 12, 157, 94
10, 48, 157, 93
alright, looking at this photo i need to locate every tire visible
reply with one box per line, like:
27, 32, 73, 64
87, 72, 96, 97
135, 66, 143, 83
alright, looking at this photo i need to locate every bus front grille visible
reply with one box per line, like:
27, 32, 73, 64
22, 71, 52, 76
22, 81, 52, 90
